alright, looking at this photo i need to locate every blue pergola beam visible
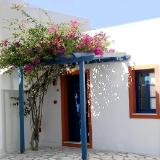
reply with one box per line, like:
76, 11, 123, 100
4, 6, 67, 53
18, 67, 25, 153
89, 55, 130, 64
43, 54, 130, 65
43, 53, 95, 65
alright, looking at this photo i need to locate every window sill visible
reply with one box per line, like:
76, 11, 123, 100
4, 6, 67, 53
130, 113, 160, 119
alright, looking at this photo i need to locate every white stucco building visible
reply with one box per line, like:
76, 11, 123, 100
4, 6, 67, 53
0, 0, 90, 157
1, 0, 160, 157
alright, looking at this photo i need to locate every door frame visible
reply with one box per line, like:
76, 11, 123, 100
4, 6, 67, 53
60, 69, 92, 148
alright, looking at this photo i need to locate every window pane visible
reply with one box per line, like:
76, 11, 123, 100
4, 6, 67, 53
140, 98, 146, 112
138, 85, 146, 99
150, 98, 156, 110
150, 73, 155, 85
150, 85, 155, 97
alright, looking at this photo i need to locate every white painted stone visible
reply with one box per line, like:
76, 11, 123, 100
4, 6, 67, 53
1, 148, 160, 160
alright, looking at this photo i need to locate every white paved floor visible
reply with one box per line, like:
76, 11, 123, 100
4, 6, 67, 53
1, 147, 160, 160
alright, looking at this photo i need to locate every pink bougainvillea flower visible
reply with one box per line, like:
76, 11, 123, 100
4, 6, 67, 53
2, 40, 9, 47
67, 30, 76, 39
77, 34, 93, 49
76, 43, 83, 50
51, 36, 63, 46
81, 34, 92, 45
70, 20, 80, 28
32, 58, 40, 66
108, 48, 115, 53
48, 24, 57, 33
24, 64, 32, 73
76, 34, 94, 51
93, 47, 104, 55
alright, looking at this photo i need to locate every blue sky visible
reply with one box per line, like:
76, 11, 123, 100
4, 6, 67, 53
24, 0, 160, 29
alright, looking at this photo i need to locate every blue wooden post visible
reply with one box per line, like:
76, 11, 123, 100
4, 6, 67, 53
79, 60, 87, 160
18, 67, 25, 153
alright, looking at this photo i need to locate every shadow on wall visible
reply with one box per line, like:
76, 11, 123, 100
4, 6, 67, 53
3, 90, 31, 153
89, 62, 129, 119
3, 90, 19, 153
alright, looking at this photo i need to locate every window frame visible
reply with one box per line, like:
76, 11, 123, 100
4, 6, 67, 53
128, 65, 160, 119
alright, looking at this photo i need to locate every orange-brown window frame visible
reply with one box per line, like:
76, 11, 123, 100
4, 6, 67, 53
128, 65, 160, 119
60, 69, 92, 148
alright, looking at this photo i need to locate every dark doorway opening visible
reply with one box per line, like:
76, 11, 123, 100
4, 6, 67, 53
61, 70, 92, 148
67, 74, 89, 142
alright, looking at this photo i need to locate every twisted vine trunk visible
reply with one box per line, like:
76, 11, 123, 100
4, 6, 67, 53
30, 92, 43, 151
25, 64, 72, 151
30, 118, 41, 150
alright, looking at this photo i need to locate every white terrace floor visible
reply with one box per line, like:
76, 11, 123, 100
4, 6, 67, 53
1, 147, 160, 160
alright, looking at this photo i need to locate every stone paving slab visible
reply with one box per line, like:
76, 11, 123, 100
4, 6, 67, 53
1, 147, 160, 160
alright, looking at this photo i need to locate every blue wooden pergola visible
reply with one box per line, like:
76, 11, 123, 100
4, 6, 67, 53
18, 52, 129, 160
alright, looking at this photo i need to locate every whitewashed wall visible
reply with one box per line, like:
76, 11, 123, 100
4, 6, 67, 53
39, 80, 62, 148
89, 62, 160, 155
0, 0, 89, 40
0, 0, 90, 157
88, 18, 160, 65
87, 18, 160, 155
43, 61, 160, 156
